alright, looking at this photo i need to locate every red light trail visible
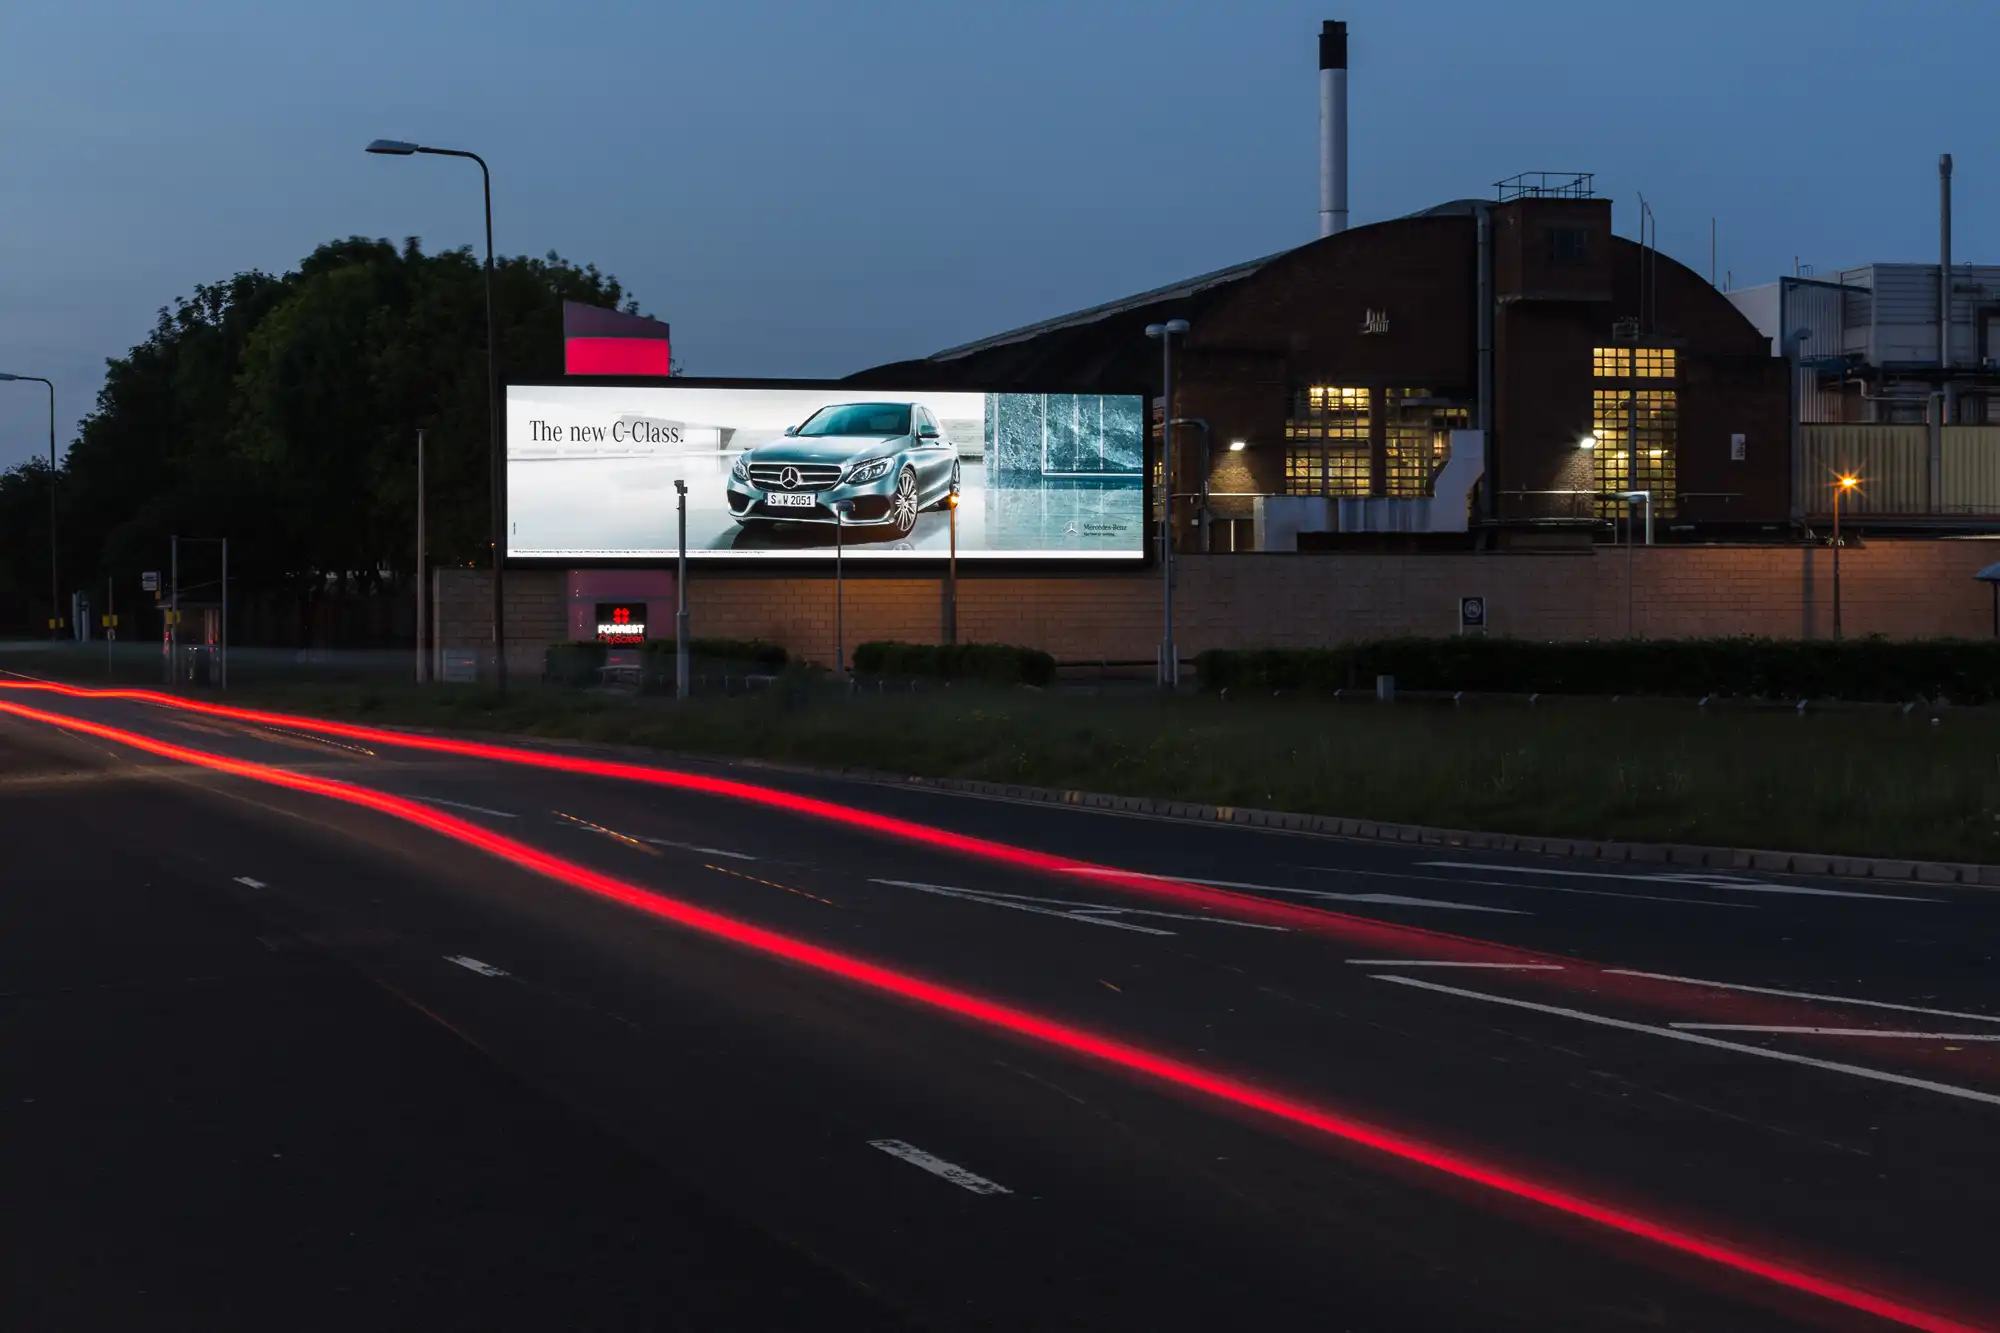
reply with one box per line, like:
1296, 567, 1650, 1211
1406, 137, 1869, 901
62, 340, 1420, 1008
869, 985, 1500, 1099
0, 693, 1984, 1333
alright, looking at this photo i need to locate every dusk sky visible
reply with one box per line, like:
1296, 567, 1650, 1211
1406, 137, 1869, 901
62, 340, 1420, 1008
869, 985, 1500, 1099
2, 0, 1993, 469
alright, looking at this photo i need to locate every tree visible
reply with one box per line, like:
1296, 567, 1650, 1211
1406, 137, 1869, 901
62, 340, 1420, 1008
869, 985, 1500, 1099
11, 238, 642, 643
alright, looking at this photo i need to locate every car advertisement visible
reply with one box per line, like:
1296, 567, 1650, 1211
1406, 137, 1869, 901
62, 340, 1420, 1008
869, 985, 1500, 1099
505, 381, 1146, 561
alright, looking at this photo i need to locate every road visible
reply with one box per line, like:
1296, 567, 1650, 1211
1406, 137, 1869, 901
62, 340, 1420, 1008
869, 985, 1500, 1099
2, 681, 1996, 1331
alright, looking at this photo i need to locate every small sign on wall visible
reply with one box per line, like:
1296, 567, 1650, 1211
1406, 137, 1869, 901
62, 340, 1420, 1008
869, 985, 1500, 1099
1730, 432, 1747, 461
1459, 595, 1488, 635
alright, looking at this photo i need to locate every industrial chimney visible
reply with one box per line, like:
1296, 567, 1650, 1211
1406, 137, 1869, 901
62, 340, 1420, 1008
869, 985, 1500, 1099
1940, 153, 1953, 374
1319, 20, 1348, 238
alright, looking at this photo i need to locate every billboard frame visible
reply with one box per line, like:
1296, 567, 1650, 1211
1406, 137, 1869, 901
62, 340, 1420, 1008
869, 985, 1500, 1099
504, 375, 1156, 573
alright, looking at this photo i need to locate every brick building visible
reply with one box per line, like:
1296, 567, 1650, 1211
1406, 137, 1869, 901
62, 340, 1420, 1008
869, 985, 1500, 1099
859, 177, 1790, 550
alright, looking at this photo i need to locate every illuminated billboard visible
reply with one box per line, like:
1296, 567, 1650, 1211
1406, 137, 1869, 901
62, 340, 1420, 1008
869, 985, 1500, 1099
506, 381, 1146, 562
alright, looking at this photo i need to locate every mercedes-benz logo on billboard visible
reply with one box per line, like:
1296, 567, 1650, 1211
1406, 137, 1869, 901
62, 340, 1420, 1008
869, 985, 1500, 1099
780, 465, 802, 490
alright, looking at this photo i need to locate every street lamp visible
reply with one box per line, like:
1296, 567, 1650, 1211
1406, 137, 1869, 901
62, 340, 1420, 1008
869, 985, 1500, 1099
1144, 318, 1190, 689
0, 373, 57, 638
367, 137, 507, 692
1833, 473, 1859, 640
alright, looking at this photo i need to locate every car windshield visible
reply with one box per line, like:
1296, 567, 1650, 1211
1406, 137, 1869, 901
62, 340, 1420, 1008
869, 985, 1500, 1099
794, 404, 910, 437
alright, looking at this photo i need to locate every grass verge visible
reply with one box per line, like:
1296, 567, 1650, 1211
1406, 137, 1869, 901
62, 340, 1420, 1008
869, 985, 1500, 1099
226, 679, 2000, 866
7, 644, 1996, 864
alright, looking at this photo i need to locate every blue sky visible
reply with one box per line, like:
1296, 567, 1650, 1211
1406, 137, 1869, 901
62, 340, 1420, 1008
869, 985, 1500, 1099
1, 0, 1993, 469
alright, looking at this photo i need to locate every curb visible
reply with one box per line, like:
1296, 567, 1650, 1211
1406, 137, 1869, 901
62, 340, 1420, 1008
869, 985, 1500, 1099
280, 716, 2000, 893
723, 760, 2000, 891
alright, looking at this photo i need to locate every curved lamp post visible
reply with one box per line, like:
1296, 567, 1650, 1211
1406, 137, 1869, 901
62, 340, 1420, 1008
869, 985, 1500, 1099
0, 373, 57, 637
366, 138, 506, 691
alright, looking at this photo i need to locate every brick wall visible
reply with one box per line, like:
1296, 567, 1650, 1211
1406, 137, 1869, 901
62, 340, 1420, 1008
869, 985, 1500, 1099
437, 540, 1998, 676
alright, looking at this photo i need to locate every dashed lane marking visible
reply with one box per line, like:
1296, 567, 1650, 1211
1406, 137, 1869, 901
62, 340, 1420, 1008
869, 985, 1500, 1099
868, 1140, 1012, 1195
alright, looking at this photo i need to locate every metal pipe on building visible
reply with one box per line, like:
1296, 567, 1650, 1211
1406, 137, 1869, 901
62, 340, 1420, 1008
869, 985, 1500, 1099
1475, 204, 1494, 527
1940, 154, 1953, 375
1940, 153, 1954, 425
1318, 20, 1348, 238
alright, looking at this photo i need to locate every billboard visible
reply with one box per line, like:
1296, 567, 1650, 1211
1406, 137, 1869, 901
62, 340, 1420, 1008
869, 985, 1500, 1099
506, 380, 1146, 562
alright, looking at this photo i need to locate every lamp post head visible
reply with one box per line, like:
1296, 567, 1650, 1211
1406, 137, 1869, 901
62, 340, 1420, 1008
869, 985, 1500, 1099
366, 139, 420, 156
1144, 323, 1164, 339
0, 373, 23, 381
1165, 318, 1190, 336
1839, 474, 1859, 490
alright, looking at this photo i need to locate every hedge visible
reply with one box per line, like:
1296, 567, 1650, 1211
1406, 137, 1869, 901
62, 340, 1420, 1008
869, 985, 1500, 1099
852, 640, 1057, 687
1194, 636, 2000, 704
543, 638, 788, 688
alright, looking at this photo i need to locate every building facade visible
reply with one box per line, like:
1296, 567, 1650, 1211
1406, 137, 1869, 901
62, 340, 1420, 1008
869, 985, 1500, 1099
860, 181, 1790, 550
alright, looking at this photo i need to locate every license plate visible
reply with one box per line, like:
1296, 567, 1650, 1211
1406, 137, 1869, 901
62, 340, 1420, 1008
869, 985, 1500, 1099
767, 492, 817, 508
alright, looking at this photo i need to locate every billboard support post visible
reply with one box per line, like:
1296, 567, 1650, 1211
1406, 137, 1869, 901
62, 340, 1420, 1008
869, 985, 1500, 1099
1145, 320, 1191, 689
675, 479, 690, 699
834, 501, 850, 681
944, 487, 959, 645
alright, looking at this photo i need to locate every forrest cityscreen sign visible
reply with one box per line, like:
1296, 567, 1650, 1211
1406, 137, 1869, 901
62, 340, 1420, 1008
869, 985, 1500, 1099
505, 379, 1147, 563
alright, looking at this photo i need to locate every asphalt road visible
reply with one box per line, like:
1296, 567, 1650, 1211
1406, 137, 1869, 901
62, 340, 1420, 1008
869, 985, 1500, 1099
3, 683, 1997, 1332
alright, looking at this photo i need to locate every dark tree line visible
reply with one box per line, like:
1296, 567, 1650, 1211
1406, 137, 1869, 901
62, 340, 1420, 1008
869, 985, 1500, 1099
0, 237, 641, 640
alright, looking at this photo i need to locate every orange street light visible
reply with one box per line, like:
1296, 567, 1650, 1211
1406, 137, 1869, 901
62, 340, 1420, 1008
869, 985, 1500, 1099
1832, 474, 1861, 640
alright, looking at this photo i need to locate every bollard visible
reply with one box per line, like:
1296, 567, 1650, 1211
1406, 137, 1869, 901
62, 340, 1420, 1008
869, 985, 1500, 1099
1375, 674, 1396, 702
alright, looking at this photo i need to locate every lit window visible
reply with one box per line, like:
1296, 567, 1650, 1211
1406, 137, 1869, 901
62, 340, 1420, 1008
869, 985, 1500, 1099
1284, 386, 1371, 496
1592, 389, 1678, 518
1633, 347, 1677, 379
1592, 347, 1629, 379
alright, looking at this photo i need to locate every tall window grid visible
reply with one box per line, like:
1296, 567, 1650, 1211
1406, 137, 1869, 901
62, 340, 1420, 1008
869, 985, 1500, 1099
1591, 347, 1678, 519
1284, 386, 1371, 495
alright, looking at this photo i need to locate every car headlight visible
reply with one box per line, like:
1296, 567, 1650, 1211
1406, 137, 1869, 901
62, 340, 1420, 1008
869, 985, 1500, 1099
730, 454, 750, 481
844, 457, 894, 485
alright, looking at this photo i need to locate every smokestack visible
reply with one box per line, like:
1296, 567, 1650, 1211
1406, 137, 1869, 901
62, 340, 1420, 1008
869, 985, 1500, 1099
1318, 20, 1348, 239
1940, 153, 1953, 372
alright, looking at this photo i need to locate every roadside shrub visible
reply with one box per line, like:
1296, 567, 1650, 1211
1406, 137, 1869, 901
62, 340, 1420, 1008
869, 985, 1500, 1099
639, 637, 787, 689
853, 640, 1057, 687
546, 638, 787, 688
544, 641, 607, 685
1194, 636, 2000, 703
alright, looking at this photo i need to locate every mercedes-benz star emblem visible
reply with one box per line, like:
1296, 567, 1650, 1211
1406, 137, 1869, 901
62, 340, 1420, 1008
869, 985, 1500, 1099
780, 465, 802, 490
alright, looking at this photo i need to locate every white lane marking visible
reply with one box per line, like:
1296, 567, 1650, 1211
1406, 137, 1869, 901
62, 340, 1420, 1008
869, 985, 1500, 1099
1417, 861, 1933, 902
1066, 868, 1524, 915
1347, 960, 1563, 970
1603, 969, 2000, 1026
872, 880, 1288, 932
1302, 865, 1752, 908
414, 796, 518, 819
233, 876, 267, 889
642, 837, 756, 860
871, 880, 1176, 934
1374, 974, 2000, 1108
1669, 1025, 2000, 1040
444, 955, 510, 978
868, 1139, 1012, 1195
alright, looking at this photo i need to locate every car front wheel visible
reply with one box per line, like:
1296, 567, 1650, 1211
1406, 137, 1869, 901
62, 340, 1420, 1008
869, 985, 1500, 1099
890, 466, 920, 535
